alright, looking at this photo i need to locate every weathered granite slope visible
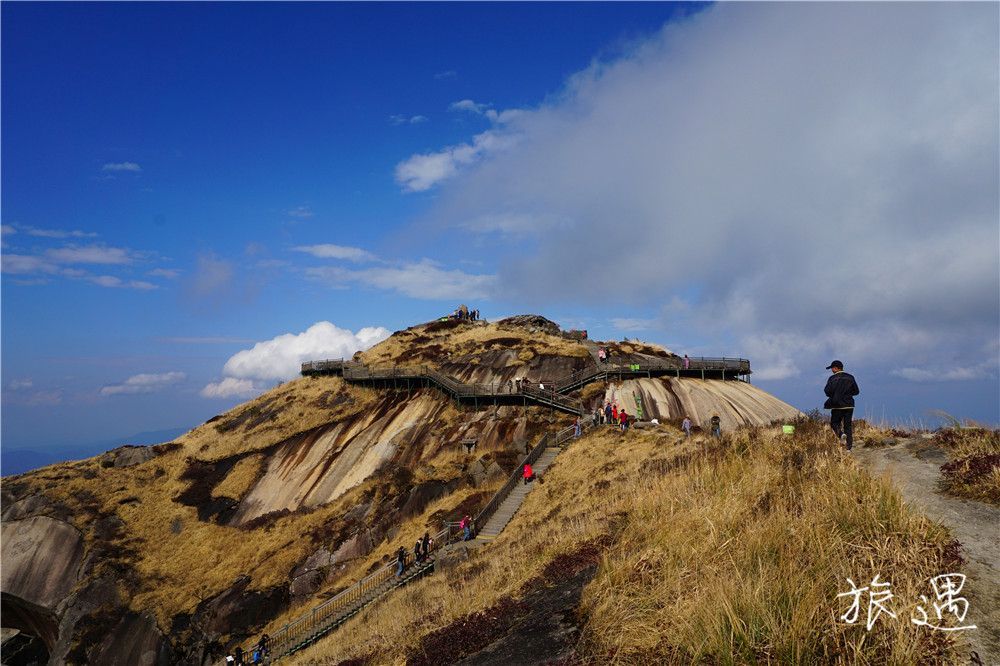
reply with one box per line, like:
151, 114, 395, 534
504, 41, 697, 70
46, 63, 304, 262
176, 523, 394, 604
604, 377, 802, 429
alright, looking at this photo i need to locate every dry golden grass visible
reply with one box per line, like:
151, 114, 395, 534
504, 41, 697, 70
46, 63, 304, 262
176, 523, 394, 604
287, 424, 962, 665
361, 319, 590, 369
213, 453, 265, 499
174, 375, 376, 461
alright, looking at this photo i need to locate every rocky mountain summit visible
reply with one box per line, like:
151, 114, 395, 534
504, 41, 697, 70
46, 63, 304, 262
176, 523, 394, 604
1, 315, 800, 664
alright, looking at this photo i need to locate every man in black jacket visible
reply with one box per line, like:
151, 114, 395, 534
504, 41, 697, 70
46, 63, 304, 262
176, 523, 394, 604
824, 360, 860, 450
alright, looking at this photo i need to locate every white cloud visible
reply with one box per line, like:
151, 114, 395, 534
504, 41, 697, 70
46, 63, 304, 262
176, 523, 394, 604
450, 99, 490, 115
85, 275, 157, 290
287, 206, 315, 219
449, 99, 524, 124
101, 372, 186, 396
147, 268, 180, 279
210, 322, 391, 390
306, 259, 497, 300
434, 70, 457, 80
23, 226, 98, 239
1, 254, 59, 275
45, 244, 134, 265
394, 130, 517, 192
7, 379, 33, 391
200, 377, 260, 399
293, 244, 377, 263
415, 3, 999, 379
390, 114, 429, 125
1, 225, 16, 235
102, 162, 142, 172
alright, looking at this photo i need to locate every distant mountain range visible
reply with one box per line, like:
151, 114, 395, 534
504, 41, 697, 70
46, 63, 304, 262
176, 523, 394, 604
1, 426, 189, 477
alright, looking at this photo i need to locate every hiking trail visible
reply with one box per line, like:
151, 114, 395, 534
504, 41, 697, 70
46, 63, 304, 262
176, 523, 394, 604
852, 437, 1000, 665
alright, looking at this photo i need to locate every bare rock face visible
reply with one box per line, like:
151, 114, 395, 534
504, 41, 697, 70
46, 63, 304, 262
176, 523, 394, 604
293, 548, 334, 578
602, 377, 802, 431
1, 494, 59, 522
331, 531, 375, 564
1, 516, 84, 614
192, 575, 289, 648
87, 611, 171, 666
290, 570, 324, 599
400, 480, 459, 520
100, 445, 156, 469
496, 315, 562, 336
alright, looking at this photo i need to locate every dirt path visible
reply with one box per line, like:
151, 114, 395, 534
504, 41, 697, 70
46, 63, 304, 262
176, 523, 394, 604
852, 437, 1000, 665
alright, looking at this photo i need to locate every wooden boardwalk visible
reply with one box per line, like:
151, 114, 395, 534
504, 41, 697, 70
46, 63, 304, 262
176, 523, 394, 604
301, 356, 751, 417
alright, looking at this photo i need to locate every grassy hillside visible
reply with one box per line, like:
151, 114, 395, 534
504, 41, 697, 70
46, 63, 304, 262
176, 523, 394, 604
288, 421, 965, 665
0, 315, 814, 661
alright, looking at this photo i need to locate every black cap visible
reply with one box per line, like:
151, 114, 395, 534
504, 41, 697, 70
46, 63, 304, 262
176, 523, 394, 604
826, 360, 843, 370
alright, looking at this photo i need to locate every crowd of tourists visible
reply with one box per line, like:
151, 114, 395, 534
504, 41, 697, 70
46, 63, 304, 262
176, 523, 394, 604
450, 305, 481, 321
225, 634, 270, 664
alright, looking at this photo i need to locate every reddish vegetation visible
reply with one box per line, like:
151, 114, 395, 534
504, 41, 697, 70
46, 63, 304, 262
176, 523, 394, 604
408, 596, 530, 666
940, 453, 1000, 503
535, 536, 614, 588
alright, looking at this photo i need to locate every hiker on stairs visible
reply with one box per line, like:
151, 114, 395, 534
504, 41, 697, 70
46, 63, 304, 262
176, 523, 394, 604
421, 531, 431, 560
395, 546, 407, 577
523, 462, 535, 484
414, 539, 423, 564
461, 515, 472, 541
604, 401, 612, 425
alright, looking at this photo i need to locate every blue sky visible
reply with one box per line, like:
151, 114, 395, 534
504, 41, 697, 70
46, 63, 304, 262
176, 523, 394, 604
3, 2, 998, 457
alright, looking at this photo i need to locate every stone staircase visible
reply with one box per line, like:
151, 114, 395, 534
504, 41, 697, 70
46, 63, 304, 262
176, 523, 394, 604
474, 445, 562, 543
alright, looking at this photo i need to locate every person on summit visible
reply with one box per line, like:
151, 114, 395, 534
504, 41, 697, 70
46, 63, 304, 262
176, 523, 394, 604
824, 360, 860, 451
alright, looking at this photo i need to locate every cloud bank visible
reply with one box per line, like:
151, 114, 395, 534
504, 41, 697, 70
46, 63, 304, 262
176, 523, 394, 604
201, 322, 392, 398
403, 3, 999, 381
101, 372, 186, 396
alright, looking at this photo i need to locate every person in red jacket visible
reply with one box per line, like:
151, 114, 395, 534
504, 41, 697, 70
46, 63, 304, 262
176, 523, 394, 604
523, 462, 534, 484
611, 404, 619, 424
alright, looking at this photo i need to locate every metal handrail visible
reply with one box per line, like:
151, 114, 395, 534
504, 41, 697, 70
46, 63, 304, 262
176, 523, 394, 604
221, 418, 601, 663
230, 525, 450, 664
471, 432, 550, 537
